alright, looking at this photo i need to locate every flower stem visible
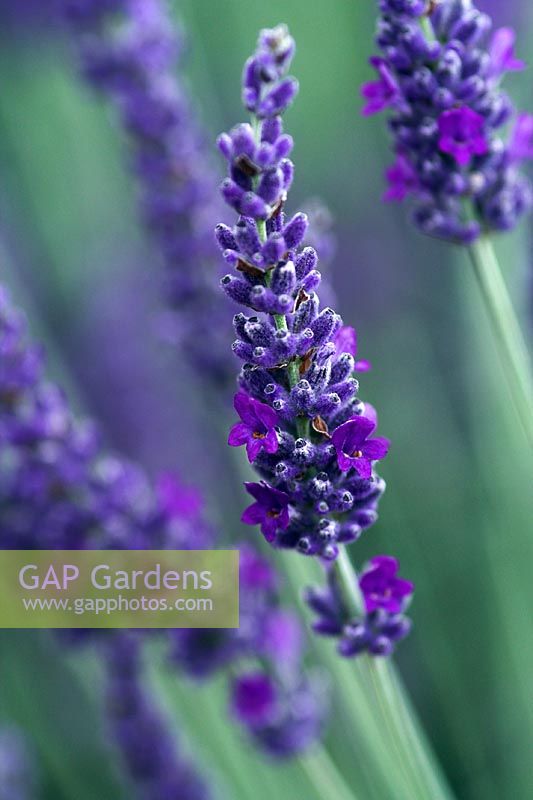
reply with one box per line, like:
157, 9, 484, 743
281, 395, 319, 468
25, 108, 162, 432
299, 748, 362, 800
467, 237, 533, 451
333, 548, 455, 800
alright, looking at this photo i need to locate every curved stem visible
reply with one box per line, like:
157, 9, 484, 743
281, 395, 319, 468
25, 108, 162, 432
299, 748, 362, 800
468, 238, 533, 451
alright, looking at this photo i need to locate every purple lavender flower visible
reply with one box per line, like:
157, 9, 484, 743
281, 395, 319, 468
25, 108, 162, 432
306, 557, 413, 658
333, 326, 372, 372
232, 673, 277, 726
509, 114, 533, 162
331, 415, 390, 478
363, 0, 533, 242
231, 670, 327, 758
488, 28, 525, 78
359, 555, 414, 613
105, 634, 211, 800
242, 482, 290, 542
437, 108, 489, 167
384, 152, 421, 202
361, 57, 399, 116
216, 26, 389, 561
215, 25, 411, 659
228, 391, 279, 462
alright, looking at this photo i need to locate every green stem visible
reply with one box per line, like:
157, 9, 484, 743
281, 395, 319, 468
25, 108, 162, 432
333, 549, 455, 800
299, 749, 361, 800
468, 237, 533, 451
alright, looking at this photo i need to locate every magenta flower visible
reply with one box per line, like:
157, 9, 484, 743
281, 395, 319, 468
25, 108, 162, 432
228, 391, 279, 462
488, 28, 526, 78
361, 57, 398, 116
242, 481, 290, 542
359, 556, 414, 614
384, 152, 419, 203
231, 673, 276, 726
331, 415, 389, 478
509, 113, 533, 163
332, 326, 371, 373
437, 108, 489, 167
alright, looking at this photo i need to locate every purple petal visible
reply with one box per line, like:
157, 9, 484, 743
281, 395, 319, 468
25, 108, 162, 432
234, 391, 258, 427
254, 400, 278, 429
228, 422, 251, 447
333, 325, 357, 357
241, 502, 264, 526
362, 436, 390, 462
246, 437, 263, 463
263, 428, 279, 454
351, 458, 372, 480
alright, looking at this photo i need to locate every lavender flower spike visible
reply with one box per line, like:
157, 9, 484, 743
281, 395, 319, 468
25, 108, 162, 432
216, 26, 390, 562
215, 25, 412, 658
362, 0, 533, 242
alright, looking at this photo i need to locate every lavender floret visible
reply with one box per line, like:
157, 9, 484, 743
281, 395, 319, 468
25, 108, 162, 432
306, 556, 414, 658
362, 0, 533, 242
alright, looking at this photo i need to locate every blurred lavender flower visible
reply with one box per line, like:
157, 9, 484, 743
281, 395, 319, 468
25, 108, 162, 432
62, 0, 234, 389
306, 556, 413, 658
0, 726, 37, 800
0, 284, 209, 550
231, 669, 327, 758
105, 634, 212, 800
171, 545, 328, 758
215, 24, 411, 658
362, 0, 533, 242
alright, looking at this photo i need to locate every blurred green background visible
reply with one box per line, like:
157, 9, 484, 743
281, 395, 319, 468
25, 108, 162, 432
0, 1, 532, 798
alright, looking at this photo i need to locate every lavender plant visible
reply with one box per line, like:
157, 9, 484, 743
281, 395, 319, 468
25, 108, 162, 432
361, 0, 533, 447
215, 24, 412, 659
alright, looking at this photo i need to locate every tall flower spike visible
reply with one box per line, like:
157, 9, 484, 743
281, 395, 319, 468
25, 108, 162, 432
215, 25, 412, 658
216, 26, 389, 561
362, 0, 533, 242
62, 0, 235, 388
